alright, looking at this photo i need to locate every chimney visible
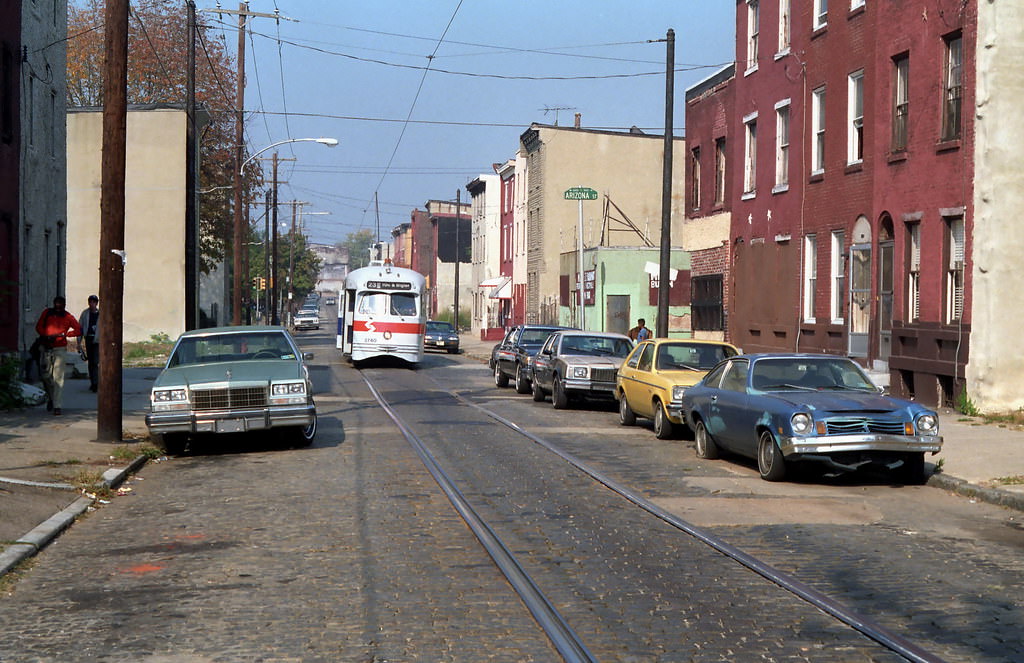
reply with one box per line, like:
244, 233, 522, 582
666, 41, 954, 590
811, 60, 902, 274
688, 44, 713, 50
574, 113, 581, 128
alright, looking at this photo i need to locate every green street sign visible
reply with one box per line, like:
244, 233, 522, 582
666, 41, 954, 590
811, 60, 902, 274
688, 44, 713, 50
564, 187, 598, 201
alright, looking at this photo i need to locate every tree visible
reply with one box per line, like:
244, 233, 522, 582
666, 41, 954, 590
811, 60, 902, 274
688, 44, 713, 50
66, 0, 259, 274
339, 229, 376, 272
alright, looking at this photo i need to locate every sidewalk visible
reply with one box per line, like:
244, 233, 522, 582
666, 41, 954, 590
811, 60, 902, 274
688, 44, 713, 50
456, 332, 1024, 510
3, 339, 1023, 578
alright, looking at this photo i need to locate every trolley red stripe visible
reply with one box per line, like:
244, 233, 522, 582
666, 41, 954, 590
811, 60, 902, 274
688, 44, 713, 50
353, 321, 426, 335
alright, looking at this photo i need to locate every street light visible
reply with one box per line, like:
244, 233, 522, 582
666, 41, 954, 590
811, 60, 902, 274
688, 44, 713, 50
232, 137, 338, 325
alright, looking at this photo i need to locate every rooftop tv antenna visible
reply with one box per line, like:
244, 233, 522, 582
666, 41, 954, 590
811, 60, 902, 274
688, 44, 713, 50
540, 105, 577, 127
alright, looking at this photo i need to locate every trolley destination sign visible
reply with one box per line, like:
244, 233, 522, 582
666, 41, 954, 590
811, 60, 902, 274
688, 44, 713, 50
365, 280, 413, 291
564, 186, 598, 200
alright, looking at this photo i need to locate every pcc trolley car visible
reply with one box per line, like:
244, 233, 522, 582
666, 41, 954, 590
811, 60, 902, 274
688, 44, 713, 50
337, 262, 426, 365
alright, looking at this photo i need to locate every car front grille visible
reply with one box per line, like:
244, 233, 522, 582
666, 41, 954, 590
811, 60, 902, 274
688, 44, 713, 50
591, 368, 618, 383
825, 417, 907, 435
191, 387, 267, 410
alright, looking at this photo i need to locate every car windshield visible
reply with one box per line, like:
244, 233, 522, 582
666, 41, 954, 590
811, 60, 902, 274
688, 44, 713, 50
560, 336, 633, 357
426, 321, 454, 333
520, 329, 557, 345
168, 332, 297, 367
656, 343, 737, 371
750, 357, 877, 391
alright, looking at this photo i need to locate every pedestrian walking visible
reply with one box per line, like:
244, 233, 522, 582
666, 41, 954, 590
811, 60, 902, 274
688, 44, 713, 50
34, 296, 82, 415
77, 294, 100, 392
628, 318, 651, 342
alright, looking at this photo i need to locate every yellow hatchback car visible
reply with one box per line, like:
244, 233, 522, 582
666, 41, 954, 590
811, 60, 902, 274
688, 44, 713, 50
616, 338, 739, 439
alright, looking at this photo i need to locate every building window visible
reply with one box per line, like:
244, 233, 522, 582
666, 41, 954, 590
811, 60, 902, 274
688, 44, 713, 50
714, 137, 726, 205
831, 230, 845, 322
775, 101, 790, 188
803, 234, 817, 322
851, 0, 865, 10
848, 70, 864, 164
907, 223, 921, 321
743, 114, 757, 195
946, 216, 965, 322
2, 45, 13, 143
814, 0, 828, 30
692, 274, 724, 331
778, 0, 791, 53
746, 1, 759, 72
690, 146, 701, 210
811, 86, 826, 174
892, 55, 909, 152
942, 34, 963, 141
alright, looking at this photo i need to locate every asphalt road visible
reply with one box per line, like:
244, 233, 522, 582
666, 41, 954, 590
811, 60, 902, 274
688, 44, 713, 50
0, 329, 1021, 662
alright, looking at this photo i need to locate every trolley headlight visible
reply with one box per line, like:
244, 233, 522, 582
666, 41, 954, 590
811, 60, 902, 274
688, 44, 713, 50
916, 414, 939, 436
152, 388, 188, 412
572, 366, 589, 379
790, 412, 813, 436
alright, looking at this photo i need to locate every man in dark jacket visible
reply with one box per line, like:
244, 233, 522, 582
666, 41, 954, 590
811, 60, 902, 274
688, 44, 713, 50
77, 294, 100, 392
35, 296, 82, 415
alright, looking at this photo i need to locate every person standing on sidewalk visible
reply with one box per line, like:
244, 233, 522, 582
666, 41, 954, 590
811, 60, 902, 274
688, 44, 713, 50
35, 296, 82, 415
628, 318, 651, 342
77, 294, 100, 392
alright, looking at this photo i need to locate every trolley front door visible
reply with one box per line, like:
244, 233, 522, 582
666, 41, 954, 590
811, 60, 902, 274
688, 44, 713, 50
848, 244, 871, 357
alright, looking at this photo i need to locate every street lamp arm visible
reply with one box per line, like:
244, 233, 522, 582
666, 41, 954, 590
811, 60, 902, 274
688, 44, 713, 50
239, 137, 338, 175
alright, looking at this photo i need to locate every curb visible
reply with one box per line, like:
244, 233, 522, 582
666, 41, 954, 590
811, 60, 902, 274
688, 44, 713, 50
927, 472, 1024, 513
0, 454, 149, 579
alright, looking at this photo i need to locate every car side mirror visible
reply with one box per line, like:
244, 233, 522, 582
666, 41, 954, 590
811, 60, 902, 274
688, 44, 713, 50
303, 352, 314, 361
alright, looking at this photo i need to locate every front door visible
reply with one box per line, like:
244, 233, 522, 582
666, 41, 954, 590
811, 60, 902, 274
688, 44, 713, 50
606, 294, 630, 336
848, 244, 871, 357
878, 240, 894, 362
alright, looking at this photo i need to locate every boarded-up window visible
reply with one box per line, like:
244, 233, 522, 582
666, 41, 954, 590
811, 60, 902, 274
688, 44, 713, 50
692, 275, 724, 331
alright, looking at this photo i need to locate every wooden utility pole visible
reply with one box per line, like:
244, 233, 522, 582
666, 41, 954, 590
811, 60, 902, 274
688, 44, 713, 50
97, 0, 128, 442
656, 28, 675, 339
185, 0, 198, 330
271, 153, 280, 325
454, 190, 461, 329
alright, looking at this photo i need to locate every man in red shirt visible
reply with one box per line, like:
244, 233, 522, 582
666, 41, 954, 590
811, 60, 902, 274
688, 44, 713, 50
35, 296, 82, 415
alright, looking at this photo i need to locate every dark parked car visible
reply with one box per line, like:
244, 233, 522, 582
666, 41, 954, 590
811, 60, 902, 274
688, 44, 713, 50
492, 324, 569, 393
145, 326, 317, 454
424, 320, 460, 354
683, 353, 942, 483
488, 326, 517, 371
529, 330, 634, 409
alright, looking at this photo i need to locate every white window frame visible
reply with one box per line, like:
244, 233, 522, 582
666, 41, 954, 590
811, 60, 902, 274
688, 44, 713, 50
892, 55, 909, 152
777, 0, 791, 55
803, 234, 817, 322
847, 70, 864, 165
690, 146, 701, 210
942, 34, 963, 141
814, 0, 828, 30
811, 86, 826, 174
746, 1, 760, 74
743, 112, 758, 197
714, 137, 726, 205
831, 230, 845, 323
908, 223, 921, 321
774, 99, 791, 191
946, 216, 965, 323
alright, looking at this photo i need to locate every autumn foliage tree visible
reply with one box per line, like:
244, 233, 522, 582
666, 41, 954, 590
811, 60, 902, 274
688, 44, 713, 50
67, 0, 260, 274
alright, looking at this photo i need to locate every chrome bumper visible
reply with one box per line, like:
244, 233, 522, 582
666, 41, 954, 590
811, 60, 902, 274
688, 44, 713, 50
563, 378, 617, 395
779, 433, 943, 456
146, 403, 315, 435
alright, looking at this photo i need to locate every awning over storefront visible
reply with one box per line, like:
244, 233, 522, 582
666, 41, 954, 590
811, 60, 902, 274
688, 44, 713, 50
489, 279, 512, 300
478, 276, 508, 288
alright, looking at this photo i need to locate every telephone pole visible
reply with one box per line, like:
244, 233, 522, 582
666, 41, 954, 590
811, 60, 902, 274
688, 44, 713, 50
656, 28, 675, 339
97, 0, 128, 442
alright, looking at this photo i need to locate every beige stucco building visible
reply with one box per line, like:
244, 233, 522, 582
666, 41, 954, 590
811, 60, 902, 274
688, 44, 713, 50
519, 123, 688, 326
967, 1, 1024, 412
66, 106, 188, 342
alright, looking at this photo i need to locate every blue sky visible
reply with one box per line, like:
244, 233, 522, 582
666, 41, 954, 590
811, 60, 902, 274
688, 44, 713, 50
196, 1, 737, 246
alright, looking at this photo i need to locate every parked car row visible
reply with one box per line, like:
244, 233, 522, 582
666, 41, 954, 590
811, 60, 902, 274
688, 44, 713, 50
489, 325, 943, 484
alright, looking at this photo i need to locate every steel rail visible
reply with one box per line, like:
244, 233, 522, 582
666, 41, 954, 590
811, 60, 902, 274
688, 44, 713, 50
361, 374, 598, 663
441, 380, 947, 663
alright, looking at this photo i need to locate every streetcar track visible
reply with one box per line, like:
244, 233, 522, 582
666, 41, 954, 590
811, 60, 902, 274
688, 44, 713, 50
414, 370, 948, 663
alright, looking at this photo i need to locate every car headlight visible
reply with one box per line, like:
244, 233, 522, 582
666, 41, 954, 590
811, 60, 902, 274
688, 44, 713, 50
152, 388, 188, 412
671, 385, 687, 401
572, 366, 589, 379
270, 381, 307, 405
790, 412, 813, 436
916, 414, 939, 435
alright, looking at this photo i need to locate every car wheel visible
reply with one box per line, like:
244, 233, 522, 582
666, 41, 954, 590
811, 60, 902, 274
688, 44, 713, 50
654, 403, 674, 439
515, 364, 531, 394
694, 420, 719, 459
494, 363, 509, 388
160, 433, 186, 455
292, 408, 317, 447
618, 394, 636, 426
757, 430, 787, 481
897, 451, 926, 485
552, 376, 569, 409
532, 376, 546, 402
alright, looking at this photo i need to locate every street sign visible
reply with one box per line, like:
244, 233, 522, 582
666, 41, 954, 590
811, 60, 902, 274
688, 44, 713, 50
564, 187, 598, 200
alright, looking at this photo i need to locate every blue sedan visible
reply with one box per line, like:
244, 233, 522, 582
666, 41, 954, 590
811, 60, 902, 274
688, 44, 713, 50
683, 354, 942, 483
